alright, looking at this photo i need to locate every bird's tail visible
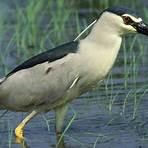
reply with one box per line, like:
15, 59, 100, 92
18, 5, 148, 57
0, 77, 6, 84
0, 77, 6, 110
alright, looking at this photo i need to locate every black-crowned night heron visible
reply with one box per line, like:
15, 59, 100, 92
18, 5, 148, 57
0, 6, 148, 146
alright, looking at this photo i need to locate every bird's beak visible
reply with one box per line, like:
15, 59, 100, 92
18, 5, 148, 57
133, 21, 148, 36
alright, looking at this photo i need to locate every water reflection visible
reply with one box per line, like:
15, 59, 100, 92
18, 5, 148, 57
12, 141, 30, 148
21, 141, 30, 148
15, 137, 66, 148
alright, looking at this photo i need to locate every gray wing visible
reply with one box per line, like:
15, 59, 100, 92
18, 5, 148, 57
6, 41, 79, 77
0, 41, 80, 111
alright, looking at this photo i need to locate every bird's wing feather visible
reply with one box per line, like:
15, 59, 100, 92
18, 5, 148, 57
6, 41, 79, 77
0, 50, 81, 111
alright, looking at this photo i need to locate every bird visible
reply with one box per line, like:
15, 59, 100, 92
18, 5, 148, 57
0, 6, 148, 147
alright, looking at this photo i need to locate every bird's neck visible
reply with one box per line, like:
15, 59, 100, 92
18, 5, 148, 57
82, 19, 122, 58
79, 20, 122, 78
86, 19, 122, 47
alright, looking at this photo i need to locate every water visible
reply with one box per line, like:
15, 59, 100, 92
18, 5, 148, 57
0, 1, 148, 148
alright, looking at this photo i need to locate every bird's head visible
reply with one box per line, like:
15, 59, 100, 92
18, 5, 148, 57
99, 7, 148, 36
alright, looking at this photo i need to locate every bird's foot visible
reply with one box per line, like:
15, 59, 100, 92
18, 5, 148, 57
15, 123, 25, 144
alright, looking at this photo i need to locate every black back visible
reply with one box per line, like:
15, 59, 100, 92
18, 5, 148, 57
7, 41, 79, 77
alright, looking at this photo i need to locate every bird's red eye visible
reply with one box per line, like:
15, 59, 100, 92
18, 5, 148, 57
122, 16, 133, 25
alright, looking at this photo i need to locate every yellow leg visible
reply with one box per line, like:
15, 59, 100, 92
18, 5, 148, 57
15, 110, 37, 143
15, 123, 25, 143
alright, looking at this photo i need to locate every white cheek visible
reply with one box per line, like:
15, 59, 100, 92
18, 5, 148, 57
120, 23, 137, 33
124, 25, 137, 32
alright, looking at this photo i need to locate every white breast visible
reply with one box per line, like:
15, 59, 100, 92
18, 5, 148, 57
78, 36, 122, 80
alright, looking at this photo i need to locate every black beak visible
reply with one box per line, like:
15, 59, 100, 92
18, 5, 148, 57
133, 21, 148, 36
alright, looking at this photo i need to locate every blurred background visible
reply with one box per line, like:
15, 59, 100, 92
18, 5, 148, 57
0, 0, 148, 148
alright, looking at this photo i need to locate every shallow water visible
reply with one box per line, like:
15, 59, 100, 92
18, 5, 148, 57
0, 1, 148, 148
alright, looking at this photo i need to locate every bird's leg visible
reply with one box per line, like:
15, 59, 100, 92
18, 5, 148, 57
55, 103, 69, 148
15, 110, 38, 143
